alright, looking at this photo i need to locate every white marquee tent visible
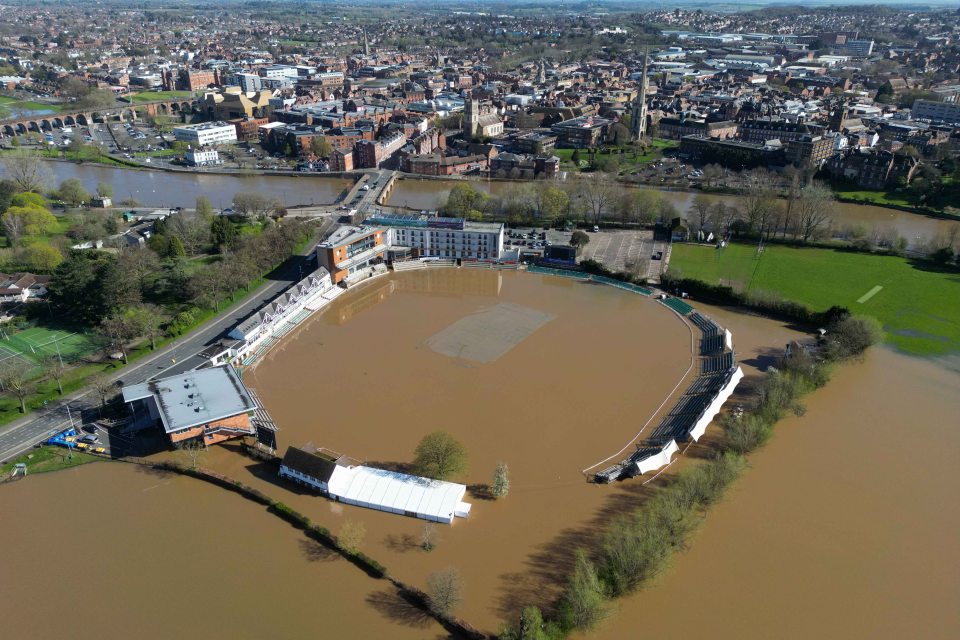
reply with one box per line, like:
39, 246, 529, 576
635, 439, 680, 475
327, 464, 471, 524
689, 366, 744, 442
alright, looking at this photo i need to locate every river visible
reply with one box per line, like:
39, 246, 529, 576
3, 161, 955, 250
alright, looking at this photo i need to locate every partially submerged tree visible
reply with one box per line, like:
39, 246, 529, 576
413, 431, 468, 481
338, 520, 366, 554
491, 461, 510, 499
426, 567, 463, 617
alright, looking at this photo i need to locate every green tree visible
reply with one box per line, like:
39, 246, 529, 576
536, 186, 569, 223
310, 136, 333, 158
443, 183, 488, 217
95, 182, 113, 199
57, 178, 90, 207
10, 192, 46, 209
491, 461, 510, 499
561, 549, 606, 630
210, 216, 238, 252
569, 229, 590, 249
19, 243, 63, 272
168, 236, 186, 258
195, 195, 214, 219
413, 431, 468, 480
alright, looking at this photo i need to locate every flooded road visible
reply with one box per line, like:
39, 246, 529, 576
584, 346, 960, 640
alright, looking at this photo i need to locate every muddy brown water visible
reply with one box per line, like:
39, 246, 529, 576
580, 346, 960, 639
15, 160, 955, 250
240, 269, 695, 628
0, 462, 449, 640
1, 271, 955, 638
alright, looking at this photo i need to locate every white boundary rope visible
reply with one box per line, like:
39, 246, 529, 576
581, 303, 696, 476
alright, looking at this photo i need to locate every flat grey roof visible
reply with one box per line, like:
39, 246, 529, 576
122, 365, 256, 434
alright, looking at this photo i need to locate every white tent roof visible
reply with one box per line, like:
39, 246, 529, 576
636, 439, 680, 475
689, 366, 744, 442
327, 464, 468, 524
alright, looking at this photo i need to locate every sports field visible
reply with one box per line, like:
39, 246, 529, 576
669, 242, 960, 356
0, 327, 105, 366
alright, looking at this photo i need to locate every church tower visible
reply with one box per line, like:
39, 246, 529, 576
630, 48, 650, 141
464, 95, 479, 138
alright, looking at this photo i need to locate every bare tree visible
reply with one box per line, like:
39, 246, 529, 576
98, 314, 137, 364
420, 522, 437, 552
1, 211, 24, 246
741, 178, 780, 241
176, 439, 207, 471
0, 358, 33, 413
577, 174, 617, 224
338, 520, 366, 553
41, 355, 68, 395
690, 194, 712, 239
128, 304, 166, 350
426, 567, 463, 617
89, 372, 115, 413
166, 214, 211, 256
117, 247, 161, 294
795, 183, 835, 242
1, 148, 52, 193
232, 192, 280, 220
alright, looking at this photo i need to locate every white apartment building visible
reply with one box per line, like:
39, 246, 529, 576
173, 121, 239, 146
185, 147, 221, 166
367, 214, 505, 261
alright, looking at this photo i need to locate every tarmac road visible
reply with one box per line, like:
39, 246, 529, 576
0, 217, 334, 463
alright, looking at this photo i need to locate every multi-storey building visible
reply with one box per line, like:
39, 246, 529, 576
739, 119, 825, 145
173, 121, 239, 146
658, 117, 738, 140
912, 100, 960, 125
121, 366, 257, 447
315, 226, 387, 284
366, 214, 504, 261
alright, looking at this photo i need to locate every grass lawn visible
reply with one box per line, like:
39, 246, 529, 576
127, 91, 194, 103
0, 445, 99, 476
0, 95, 68, 119
554, 138, 678, 173
669, 242, 960, 357
833, 187, 915, 208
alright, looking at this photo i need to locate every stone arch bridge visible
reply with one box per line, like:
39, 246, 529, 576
0, 99, 200, 138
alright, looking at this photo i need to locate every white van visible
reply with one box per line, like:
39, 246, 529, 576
593, 225, 600, 232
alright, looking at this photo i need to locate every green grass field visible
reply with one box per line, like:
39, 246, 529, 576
127, 90, 194, 103
1, 327, 105, 365
669, 242, 960, 357
0, 95, 67, 119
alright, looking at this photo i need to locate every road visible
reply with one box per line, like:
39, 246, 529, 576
0, 217, 334, 463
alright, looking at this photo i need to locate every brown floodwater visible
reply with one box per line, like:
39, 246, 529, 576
580, 346, 960, 640
0, 462, 450, 639
388, 179, 957, 250
1, 271, 955, 638
241, 269, 697, 629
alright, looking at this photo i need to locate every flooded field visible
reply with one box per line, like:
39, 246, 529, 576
0, 462, 449, 639
1, 269, 955, 638
241, 269, 696, 628
587, 346, 960, 639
